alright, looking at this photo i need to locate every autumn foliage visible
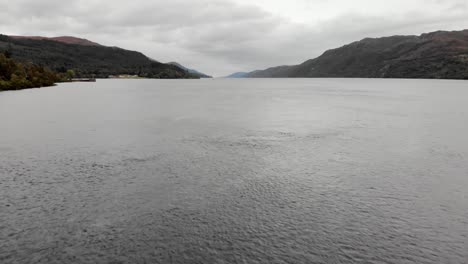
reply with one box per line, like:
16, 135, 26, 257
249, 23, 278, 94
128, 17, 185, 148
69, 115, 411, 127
0, 52, 65, 91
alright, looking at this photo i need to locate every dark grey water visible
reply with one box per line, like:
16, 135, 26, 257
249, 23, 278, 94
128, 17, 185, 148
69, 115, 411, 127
1, 79, 467, 263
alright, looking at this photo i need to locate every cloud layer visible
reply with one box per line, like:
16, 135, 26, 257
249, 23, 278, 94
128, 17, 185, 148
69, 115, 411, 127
1, 0, 467, 76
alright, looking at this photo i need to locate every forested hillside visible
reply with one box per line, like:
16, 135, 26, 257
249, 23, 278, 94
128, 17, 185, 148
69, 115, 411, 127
246, 30, 468, 79
0, 35, 197, 79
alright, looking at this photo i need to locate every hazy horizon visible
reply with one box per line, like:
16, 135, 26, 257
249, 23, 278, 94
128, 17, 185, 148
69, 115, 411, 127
1, 0, 467, 76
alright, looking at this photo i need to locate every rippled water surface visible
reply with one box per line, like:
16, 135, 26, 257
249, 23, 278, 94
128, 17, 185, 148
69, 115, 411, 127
1, 79, 467, 263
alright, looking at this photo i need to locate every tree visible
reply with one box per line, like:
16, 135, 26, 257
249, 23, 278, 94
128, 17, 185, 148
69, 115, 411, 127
0, 51, 62, 91
66, 69, 75, 80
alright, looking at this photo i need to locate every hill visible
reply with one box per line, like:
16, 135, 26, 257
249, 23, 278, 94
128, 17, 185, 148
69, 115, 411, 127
0, 35, 197, 79
167, 62, 212, 78
246, 30, 468, 79
224, 72, 249, 78
9, 36, 101, 46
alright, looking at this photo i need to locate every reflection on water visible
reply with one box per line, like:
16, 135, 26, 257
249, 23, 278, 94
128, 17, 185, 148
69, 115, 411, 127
1, 79, 467, 263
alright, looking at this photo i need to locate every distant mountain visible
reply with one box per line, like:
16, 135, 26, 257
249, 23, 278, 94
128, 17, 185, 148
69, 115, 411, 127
167, 62, 212, 78
224, 72, 249, 78
246, 30, 468, 80
0, 35, 197, 79
9, 36, 101, 46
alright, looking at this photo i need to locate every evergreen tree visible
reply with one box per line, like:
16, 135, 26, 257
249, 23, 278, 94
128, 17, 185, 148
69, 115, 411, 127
0, 52, 65, 91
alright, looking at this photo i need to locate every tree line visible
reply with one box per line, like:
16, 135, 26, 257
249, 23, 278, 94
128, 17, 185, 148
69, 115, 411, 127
0, 51, 71, 91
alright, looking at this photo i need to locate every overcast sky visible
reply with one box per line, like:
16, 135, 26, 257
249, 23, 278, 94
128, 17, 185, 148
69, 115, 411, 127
1, 0, 467, 76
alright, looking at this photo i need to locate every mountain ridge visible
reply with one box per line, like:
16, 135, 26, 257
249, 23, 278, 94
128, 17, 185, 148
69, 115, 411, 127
244, 30, 468, 79
224, 72, 249, 78
167, 62, 212, 78
9, 36, 101, 46
0, 34, 199, 79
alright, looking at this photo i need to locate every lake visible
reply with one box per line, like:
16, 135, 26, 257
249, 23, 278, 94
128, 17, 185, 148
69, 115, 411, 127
1, 79, 467, 263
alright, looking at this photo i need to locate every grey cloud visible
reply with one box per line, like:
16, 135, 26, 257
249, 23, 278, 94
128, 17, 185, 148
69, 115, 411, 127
1, 0, 467, 76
